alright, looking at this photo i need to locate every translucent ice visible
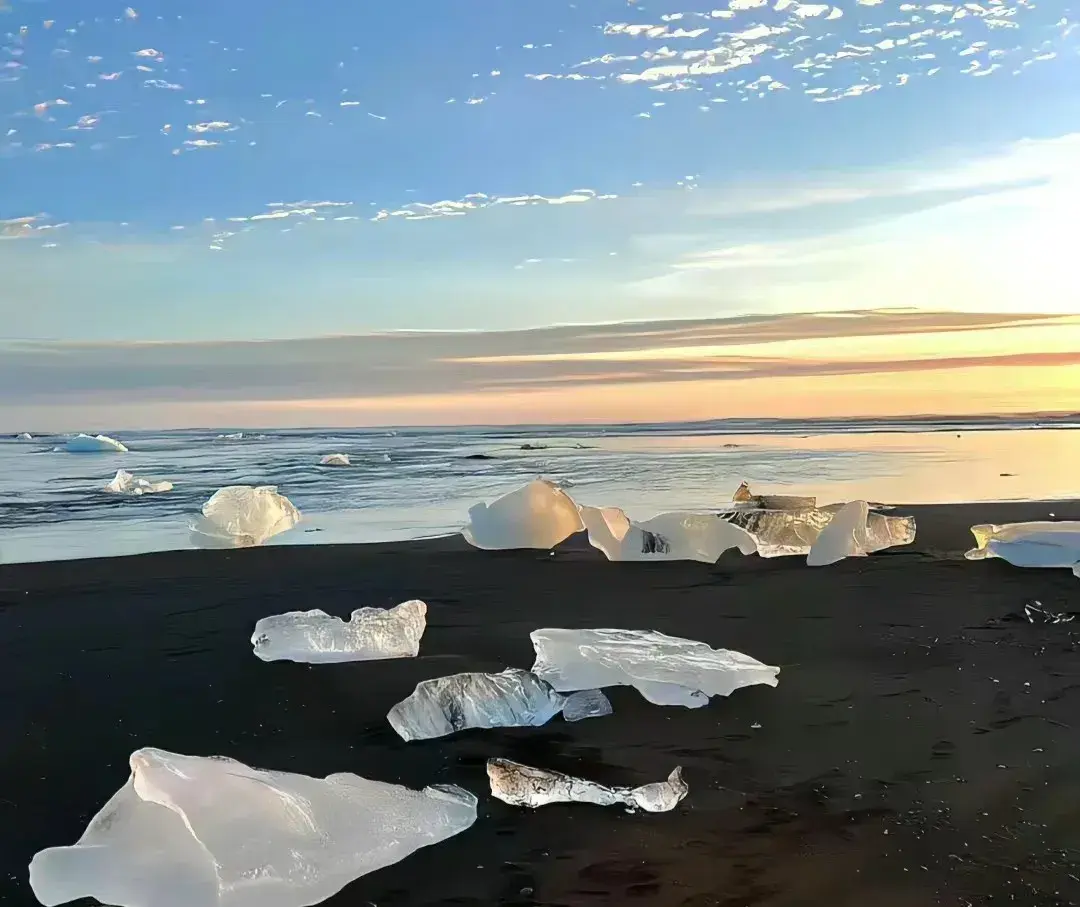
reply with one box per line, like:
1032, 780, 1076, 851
965, 521, 1080, 578
387, 668, 567, 741
319, 453, 351, 467
104, 469, 173, 496
65, 433, 128, 453
252, 599, 428, 664
531, 628, 779, 708
580, 505, 758, 563
28, 747, 478, 907
731, 482, 817, 511
805, 500, 915, 566
487, 759, 687, 813
189, 485, 300, 548
462, 479, 584, 550
16, 432, 32, 440
561, 689, 613, 722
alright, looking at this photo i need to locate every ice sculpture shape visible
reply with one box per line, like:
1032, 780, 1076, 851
561, 689, 613, 722
104, 469, 173, 496
965, 521, 1080, 577
487, 759, 687, 813
319, 453, 351, 467
462, 479, 584, 550
65, 433, 128, 453
28, 747, 478, 907
189, 485, 300, 548
580, 506, 758, 563
531, 628, 779, 708
252, 600, 428, 663
731, 482, 817, 511
387, 668, 567, 741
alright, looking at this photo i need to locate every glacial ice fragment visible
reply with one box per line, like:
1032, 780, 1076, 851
531, 628, 779, 708
16, 432, 32, 440
28, 747, 478, 907
65, 433, 128, 453
189, 485, 300, 548
965, 521, 1080, 578
731, 481, 817, 511
561, 689, 613, 722
462, 479, 584, 550
387, 668, 567, 741
487, 759, 687, 812
252, 599, 428, 663
580, 505, 758, 563
104, 469, 173, 496
319, 453, 351, 467
807, 500, 871, 566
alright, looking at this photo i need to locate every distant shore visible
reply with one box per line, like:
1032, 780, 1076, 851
2, 498, 1079, 906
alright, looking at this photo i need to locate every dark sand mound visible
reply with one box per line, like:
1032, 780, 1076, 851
2, 500, 1080, 906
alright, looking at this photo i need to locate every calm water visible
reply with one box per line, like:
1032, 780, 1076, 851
1, 418, 1078, 563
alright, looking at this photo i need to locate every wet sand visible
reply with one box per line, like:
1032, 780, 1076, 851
2, 499, 1080, 906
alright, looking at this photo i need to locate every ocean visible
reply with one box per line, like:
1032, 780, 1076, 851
2, 417, 1078, 564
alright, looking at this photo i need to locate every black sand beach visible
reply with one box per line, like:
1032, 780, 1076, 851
3, 500, 1080, 906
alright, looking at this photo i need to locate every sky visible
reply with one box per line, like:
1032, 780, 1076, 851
1, 0, 1078, 428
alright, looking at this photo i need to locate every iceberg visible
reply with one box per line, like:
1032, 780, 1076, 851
462, 479, 584, 551
65, 433, 128, 453
531, 627, 779, 708
487, 759, 687, 813
319, 453, 351, 467
252, 599, 428, 663
189, 485, 300, 549
561, 689, 613, 722
387, 668, 567, 741
16, 432, 32, 440
965, 521, 1080, 578
731, 482, 817, 511
580, 505, 758, 563
28, 747, 477, 907
104, 469, 173, 496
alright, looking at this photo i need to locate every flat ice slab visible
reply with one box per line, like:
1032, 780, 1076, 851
65, 433, 128, 453
189, 485, 300, 548
966, 521, 1080, 577
252, 599, 428, 663
488, 759, 687, 812
531, 627, 780, 708
387, 668, 567, 741
28, 747, 478, 907
462, 479, 584, 550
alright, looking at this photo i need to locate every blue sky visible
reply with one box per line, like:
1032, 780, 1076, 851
1, 0, 1078, 428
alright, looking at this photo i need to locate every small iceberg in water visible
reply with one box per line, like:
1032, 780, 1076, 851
104, 469, 173, 496
189, 485, 300, 548
252, 600, 427, 663
462, 478, 584, 550
65, 433, 128, 453
28, 747, 478, 907
531, 627, 779, 708
387, 668, 568, 741
581, 505, 757, 563
319, 453, 351, 467
965, 521, 1080, 578
488, 759, 687, 813
15, 432, 32, 440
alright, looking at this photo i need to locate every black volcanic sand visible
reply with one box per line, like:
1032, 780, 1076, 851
3, 500, 1080, 906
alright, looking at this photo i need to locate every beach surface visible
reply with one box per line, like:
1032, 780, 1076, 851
2, 499, 1080, 906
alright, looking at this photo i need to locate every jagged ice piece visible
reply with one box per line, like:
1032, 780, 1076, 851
580, 506, 757, 563
966, 521, 1080, 578
190, 485, 300, 548
561, 689, 613, 722
104, 469, 173, 496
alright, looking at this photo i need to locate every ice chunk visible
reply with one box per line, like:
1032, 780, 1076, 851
561, 689, 613, 722
189, 485, 300, 548
319, 453, 351, 467
462, 479, 584, 550
387, 668, 566, 741
731, 481, 816, 510
65, 433, 128, 453
16, 432, 32, 440
721, 503, 915, 559
966, 521, 1080, 578
252, 599, 427, 663
104, 469, 173, 496
580, 505, 758, 563
28, 747, 477, 907
531, 628, 779, 708
807, 500, 871, 566
487, 759, 687, 812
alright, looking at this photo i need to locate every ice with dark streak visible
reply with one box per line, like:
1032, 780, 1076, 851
531, 627, 780, 708
488, 759, 687, 812
28, 747, 478, 907
251, 599, 427, 664
580, 505, 758, 563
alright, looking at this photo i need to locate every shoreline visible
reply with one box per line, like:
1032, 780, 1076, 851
2, 498, 1079, 905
